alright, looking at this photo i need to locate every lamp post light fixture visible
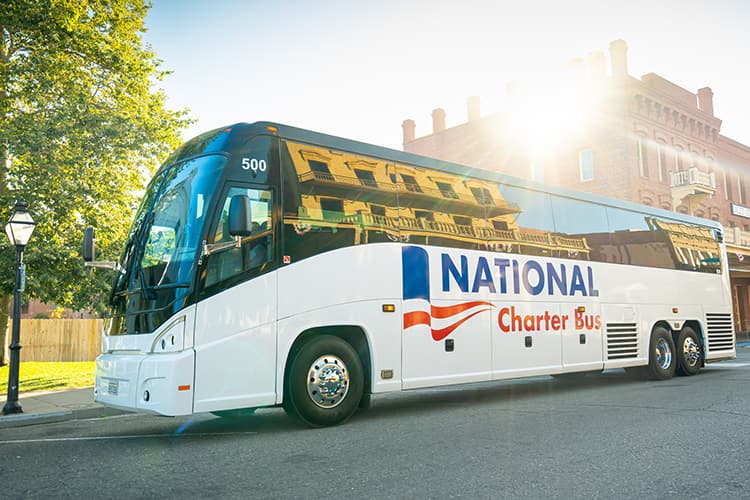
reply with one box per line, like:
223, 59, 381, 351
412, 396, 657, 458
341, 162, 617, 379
2, 200, 36, 415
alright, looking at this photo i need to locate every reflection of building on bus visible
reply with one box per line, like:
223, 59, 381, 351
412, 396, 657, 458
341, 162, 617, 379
583, 217, 721, 271
281, 141, 591, 260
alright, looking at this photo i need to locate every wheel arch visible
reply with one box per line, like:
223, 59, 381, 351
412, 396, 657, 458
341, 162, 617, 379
650, 320, 674, 339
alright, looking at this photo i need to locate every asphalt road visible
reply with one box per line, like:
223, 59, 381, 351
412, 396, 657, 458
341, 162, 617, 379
1, 349, 749, 499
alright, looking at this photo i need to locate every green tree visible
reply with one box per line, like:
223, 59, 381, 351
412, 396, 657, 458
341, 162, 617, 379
0, 0, 191, 364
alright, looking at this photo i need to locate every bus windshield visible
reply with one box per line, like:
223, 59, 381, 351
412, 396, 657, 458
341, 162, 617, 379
109, 154, 227, 334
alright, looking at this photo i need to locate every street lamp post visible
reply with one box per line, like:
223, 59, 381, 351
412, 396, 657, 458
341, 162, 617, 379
2, 200, 36, 415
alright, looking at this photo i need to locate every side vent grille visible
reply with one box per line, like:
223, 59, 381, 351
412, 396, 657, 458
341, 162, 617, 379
606, 323, 638, 359
706, 313, 734, 351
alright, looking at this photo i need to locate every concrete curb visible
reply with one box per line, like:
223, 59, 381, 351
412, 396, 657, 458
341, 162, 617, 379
0, 410, 73, 429
0, 406, 129, 429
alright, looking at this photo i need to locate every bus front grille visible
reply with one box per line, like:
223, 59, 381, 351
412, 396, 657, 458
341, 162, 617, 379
606, 323, 638, 359
706, 313, 734, 351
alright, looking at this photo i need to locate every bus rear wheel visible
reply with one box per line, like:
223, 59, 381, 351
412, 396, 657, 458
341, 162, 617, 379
284, 335, 364, 427
647, 326, 676, 380
675, 327, 702, 376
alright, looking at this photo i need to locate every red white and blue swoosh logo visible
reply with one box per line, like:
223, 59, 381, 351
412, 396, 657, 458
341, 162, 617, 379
402, 246, 494, 341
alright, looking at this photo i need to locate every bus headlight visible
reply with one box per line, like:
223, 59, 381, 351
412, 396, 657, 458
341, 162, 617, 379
150, 317, 186, 353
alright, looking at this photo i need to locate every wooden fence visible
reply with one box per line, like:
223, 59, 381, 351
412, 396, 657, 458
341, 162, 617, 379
8, 319, 104, 362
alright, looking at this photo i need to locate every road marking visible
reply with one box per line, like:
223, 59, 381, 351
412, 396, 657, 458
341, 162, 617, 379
0, 431, 257, 445
707, 362, 750, 369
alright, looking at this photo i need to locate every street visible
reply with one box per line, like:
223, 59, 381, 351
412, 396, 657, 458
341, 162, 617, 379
2, 349, 749, 499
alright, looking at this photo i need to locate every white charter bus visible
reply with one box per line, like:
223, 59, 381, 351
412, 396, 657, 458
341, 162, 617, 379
87, 122, 736, 427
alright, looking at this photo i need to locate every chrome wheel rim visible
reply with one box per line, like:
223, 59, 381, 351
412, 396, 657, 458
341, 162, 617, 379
307, 355, 350, 408
655, 338, 673, 370
682, 336, 701, 367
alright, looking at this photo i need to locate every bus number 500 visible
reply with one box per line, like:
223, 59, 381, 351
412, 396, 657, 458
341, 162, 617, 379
241, 158, 267, 172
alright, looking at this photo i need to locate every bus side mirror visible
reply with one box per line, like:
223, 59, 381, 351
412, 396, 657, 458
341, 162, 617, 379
228, 195, 253, 237
83, 227, 95, 262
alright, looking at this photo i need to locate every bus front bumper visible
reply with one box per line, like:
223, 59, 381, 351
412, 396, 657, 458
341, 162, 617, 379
94, 350, 195, 416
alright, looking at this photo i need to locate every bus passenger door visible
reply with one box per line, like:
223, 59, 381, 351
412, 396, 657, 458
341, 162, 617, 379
193, 185, 278, 413
561, 303, 603, 372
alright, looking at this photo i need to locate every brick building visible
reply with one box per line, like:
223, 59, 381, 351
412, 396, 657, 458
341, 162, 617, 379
402, 39, 750, 334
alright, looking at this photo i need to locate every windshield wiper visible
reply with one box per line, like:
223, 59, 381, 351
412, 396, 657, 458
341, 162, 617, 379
112, 282, 190, 298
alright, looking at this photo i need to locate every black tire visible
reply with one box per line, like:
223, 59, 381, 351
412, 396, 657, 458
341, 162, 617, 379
675, 327, 702, 376
647, 326, 676, 380
283, 335, 364, 427
211, 408, 256, 419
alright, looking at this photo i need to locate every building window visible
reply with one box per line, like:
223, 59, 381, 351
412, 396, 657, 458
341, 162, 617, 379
308, 160, 334, 181
354, 169, 377, 188
637, 136, 649, 177
320, 198, 343, 217
530, 162, 544, 182
370, 205, 386, 217
579, 149, 594, 182
470, 187, 494, 205
435, 181, 459, 199
739, 175, 746, 205
453, 215, 472, 227
724, 170, 729, 200
673, 145, 683, 171
400, 174, 422, 193
656, 141, 667, 183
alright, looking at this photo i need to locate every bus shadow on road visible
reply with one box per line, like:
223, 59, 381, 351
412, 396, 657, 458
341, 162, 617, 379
356, 370, 644, 421
164, 367, 727, 434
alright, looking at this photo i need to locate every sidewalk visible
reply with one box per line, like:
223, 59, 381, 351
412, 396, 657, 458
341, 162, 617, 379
0, 387, 127, 429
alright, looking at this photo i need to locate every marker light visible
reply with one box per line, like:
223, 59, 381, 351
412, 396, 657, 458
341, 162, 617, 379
267, 126, 278, 134
178, 385, 191, 392
672, 308, 679, 314
577, 306, 586, 313
382, 304, 396, 313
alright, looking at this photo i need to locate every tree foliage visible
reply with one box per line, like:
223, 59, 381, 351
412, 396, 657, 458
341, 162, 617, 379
0, 0, 190, 317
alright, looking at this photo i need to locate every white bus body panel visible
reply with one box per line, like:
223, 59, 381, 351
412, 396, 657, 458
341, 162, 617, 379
277, 244, 403, 397
94, 306, 197, 416
193, 272, 277, 413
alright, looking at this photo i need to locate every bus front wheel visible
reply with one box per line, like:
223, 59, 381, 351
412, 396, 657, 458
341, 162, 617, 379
648, 326, 676, 380
284, 335, 364, 427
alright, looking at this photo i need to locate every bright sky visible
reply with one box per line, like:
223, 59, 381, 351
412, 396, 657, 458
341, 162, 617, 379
143, 0, 750, 151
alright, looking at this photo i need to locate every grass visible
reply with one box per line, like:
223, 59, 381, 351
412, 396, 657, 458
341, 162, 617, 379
0, 362, 95, 395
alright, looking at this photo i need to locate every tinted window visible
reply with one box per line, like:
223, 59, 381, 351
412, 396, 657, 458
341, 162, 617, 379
281, 140, 399, 262
604, 207, 720, 272
550, 196, 609, 261
204, 187, 273, 289
495, 185, 556, 256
